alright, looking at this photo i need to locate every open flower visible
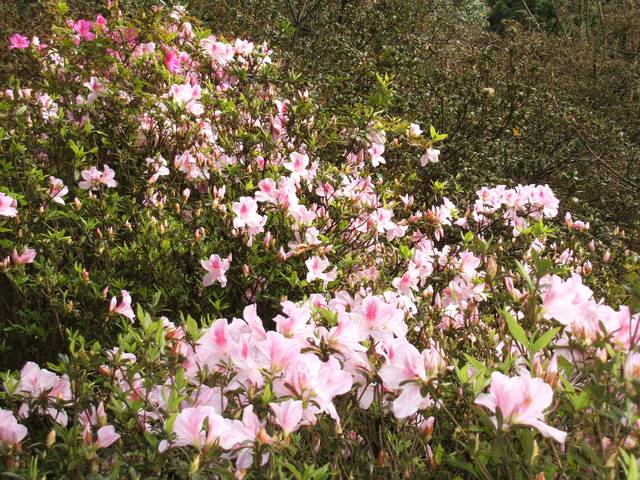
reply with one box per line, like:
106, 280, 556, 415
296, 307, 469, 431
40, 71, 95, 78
109, 290, 135, 321
475, 370, 567, 443
79, 165, 117, 190
10, 247, 36, 265
270, 399, 303, 436
48, 176, 68, 204
9, 33, 30, 50
0, 192, 18, 217
201, 253, 232, 288
305, 255, 337, 286
0, 409, 28, 446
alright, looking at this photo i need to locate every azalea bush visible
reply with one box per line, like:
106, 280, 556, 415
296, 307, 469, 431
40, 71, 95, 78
2, 2, 640, 478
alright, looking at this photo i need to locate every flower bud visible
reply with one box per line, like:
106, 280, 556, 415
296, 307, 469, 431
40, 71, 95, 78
485, 256, 497, 280
46, 429, 57, 448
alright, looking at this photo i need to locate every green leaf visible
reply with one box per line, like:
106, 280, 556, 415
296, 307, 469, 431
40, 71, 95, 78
502, 308, 529, 348
532, 327, 562, 353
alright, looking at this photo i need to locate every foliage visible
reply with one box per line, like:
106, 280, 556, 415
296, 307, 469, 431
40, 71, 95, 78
1, 1, 640, 479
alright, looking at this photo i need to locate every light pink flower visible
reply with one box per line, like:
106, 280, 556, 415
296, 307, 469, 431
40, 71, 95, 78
94, 425, 120, 449
475, 370, 567, 443
84, 76, 106, 105
420, 147, 440, 166
10, 247, 36, 265
109, 290, 135, 321
305, 255, 337, 286
270, 399, 303, 435
48, 176, 68, 204
169, 83, 204, 116
0, 409, 28, 446
171, 406, 228, 449
284, 152, 311, 182
232, 196, 265, 231
79, 165, 117, 190
0, 192, 18, 217
9, 33, 30, 50
200, 253, 232, 288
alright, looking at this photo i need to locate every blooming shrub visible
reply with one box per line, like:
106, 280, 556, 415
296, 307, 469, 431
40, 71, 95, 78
1, 2, 640, 478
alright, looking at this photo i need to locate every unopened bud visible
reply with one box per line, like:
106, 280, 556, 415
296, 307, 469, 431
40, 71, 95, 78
485, 256, 497, 280
46, 429, 56, 448
603, 249, 611, 263
81, 269, 90, 282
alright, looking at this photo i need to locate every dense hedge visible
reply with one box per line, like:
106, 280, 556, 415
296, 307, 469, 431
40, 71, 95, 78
1, 1, 640, 479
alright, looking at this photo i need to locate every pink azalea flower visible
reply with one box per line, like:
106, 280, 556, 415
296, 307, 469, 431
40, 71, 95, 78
475, 370, 567, 443
232, 196, 265, 231
94, 425, 120, 449
0, 408, 28, 446
284, 152, 311, 182
201, 37, 235, 65
0, 192, 18, 217
10, 246, 36, 265
420, 147, 440, 166
352, 295, 408, 341
164, 48, 181, 73
379, 340, 446, 418
171, 406, 228, 450
79, 165, 117, 190
48, 176, 68, 204
407, 123, 423, 139
71, 19, 96, 41
540, 274, 593, 325
84, 76, 106, 105
200, 253, 232, 288
305, 255, 337, 286
109, 290, 135, 321
392, 267, 420, 296
8, 33, 30, 50
169, 82, 203, 116
270, 399, 303, 435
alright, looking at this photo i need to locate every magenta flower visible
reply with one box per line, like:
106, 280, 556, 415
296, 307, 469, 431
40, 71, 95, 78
8, 33, 30, 50
71, 19, 96, 41
200, 253, 232, 288
109, 290, 135, 321
0, 192, 18, 217
0, 409, 28, 446
475, 370, 567, 443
